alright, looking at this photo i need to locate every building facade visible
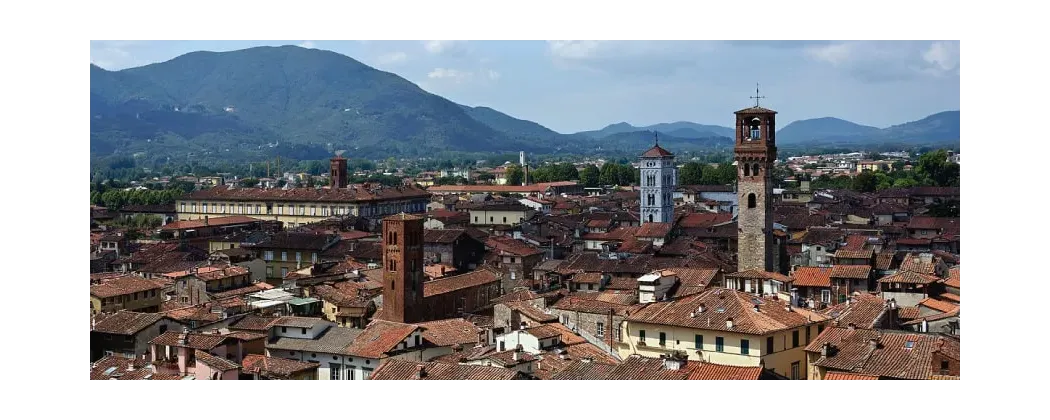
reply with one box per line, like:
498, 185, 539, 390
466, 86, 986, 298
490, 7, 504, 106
380, 213, 426, 323
735, 105, 777, 271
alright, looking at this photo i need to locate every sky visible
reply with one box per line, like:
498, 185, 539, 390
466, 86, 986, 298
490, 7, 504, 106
90, 40, 960, 134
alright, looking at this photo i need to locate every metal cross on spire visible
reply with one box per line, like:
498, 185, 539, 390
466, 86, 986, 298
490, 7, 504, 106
750, 83, 766, 107
654, 131, 659, 146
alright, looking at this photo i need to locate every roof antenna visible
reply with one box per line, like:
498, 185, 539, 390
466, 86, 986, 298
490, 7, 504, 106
654, 131, 659, 147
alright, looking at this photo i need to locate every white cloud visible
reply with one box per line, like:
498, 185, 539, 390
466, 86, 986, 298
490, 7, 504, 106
90, 41, 145, 70
423, 40, 468, 56
427, 67, 473, 83
486, 69, 500, 81
299, 41, 316, 49
546, 40, 717, 76
376, 51, 408, 65
804, 41, 960, 82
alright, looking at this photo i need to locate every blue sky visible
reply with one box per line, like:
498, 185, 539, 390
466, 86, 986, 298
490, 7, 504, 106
90, 40, 960, 134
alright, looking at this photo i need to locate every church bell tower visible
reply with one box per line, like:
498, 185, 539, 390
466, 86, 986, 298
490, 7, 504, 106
734, 87, 776, 272
639, 133, 676, 225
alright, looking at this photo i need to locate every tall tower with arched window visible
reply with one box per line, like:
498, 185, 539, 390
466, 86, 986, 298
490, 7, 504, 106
734, 103, 776, 272
380, 213, 424, 323
639, 134, 677, 225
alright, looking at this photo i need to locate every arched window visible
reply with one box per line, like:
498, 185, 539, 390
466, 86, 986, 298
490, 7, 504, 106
749, 118, 761, 140
648, 214, 654, 223
647, 194, 655, 206
752, 163, 760, 176
748, 193, 757, 209
743, 164, 751, 176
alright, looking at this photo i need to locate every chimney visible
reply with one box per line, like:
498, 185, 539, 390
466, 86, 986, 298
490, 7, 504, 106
821, 342, 832, 357
177, 332, 188, 346
889, 299, 897, 310
847, 323, 856, 331
868, 338, 879, 351
753, 305, 760, 313
212, 328, 220, 335
697, 304, 705, 313
513, 344, 524, 361
725, 318, 734, 329
126, 363, 136, 372
784, 304, 792, 312
204, 215, 209, 226
415, 364, 427, 379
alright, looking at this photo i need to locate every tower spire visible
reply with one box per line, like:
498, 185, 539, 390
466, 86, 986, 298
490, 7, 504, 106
749, 83, 765, 107
654, 131, 659, 147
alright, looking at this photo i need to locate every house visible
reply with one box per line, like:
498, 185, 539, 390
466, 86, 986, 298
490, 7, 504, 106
167, 265, 253, 305
90, 274, 165, 315
91, 311, 182, 362
148, 330, 253, 379
89, 355, 180, 380
804, 326, 959, 380
423, 229, 486, 271
370, 359, 526, 380
552, 353, 763, 380
519, 197, 554, 214
423, 209, 469, 229
790, 267, 833, 308
828, 264, 873, 303
240, 354, 319, 380
421, 267, 503, 320
877, 271, 942, 307
820, 293, 901, 330
242, 232, 341, 281
485, 236, 544, 291
619, 288, 830, 379
723, 269, 794, 299
468, 202, 532, 227
638, 270, 677, 303
309, 282, 380, 328
263, 317, 370, 380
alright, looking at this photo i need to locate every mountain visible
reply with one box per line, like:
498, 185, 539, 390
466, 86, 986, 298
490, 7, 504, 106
775, 117, 880, 144
876, 111, 959, 142
457, 105, 581, 143
91, 45, 545, 163
596, 130, 733, 153
575, 121, 734, 139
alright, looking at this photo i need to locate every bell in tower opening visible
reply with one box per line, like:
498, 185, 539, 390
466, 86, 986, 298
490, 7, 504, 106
749, 117, 762, 140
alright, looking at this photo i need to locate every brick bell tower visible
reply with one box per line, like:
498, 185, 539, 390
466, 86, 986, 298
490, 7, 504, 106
380, 213, 425, 323
330, 152, 348, 189
734, 86, 776, 272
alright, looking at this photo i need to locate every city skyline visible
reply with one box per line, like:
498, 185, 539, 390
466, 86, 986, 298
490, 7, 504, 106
90, 40, 960, 134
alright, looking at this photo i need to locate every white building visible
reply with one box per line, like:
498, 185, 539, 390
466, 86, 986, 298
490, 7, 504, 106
638, 270, 678, 304
639, 139, 677, 224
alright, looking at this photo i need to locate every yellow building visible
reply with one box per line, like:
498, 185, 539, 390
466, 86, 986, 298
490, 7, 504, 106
90, 275, 165, 315
176, 183, 431, 229
618, 288, 830, 379
242, 232, 342, 282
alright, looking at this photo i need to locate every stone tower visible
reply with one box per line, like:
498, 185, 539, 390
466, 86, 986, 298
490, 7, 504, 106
330, 154, 348, 189
639, 134, 677, 224
380, 213, 425, 323
734, 105, 777, 272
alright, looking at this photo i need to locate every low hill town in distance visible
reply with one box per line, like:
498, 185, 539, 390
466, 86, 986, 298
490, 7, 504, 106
90, 96, 961, 380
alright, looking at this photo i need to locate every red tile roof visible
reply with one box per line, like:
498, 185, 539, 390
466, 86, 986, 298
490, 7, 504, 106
346, 319, 420, 359
944, 267, 960, 289
416, 318, 483, 347
184, 184, 431, 204
822, 294, 890, 329
149, 331, 228, 350
830, 265, 872, 279
160, 216, 263, 231
825, 371, 879, 380
687, 362, 763, 380
641, 144, 675, 157
678, 212, 734, 229
918, 298, 959, 314
485, 236, 543, 257
791, 267, 833, 288
938, 293, 960, 303
194, 350, 240, 371
92, 311, 167, 335
241, 354, 318, 378
371, 359, 523, 380
90, 274, 164, 298
834, 248, 874, 260
627, 288, 828, 335
423, 267, 500, 298
726, 269, 792, 283
805, 327, 959, 380
636, 222, 672, 238
877, 271, 939, 285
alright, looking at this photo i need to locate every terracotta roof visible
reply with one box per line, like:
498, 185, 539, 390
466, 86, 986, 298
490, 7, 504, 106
195, 265, 250, 281
90, 274, 164, 298
184, 184, 430, 204
572, 272, 604, 284
485, 236, 543, 257
805, 327, 959, 380
627, 288, 828, 335
834, 248, 874, 260
641, 144, 675, 158
822, 294, 890, 329
423, 267, 500, 298
726, 269, 792, 283
371, 359, 522, 380
688, 362, 763, 380
899, 253, 940, 275
735, 106, 777, 115
267, 326, 363, 355
791, 267, 833, 288
90, 355, 154, 380
160, 216, 263, 231
271, 316, 331, 329
346, 320, 420, 358
636, 222, 672, 238
92, 311, 167, 336
830, 265, 872, 279
549, 360, 619, 380
667, 267, 719, 298
491, 289, 543, 304
918, 298, 959, 314
504, 300, 559, 322
229, 315, 280, 332
825, 371, 879, 380
524, 324, 565, 340
210, 283, 274, 299
897, 306, 921, 320
424, 229, 468, 244
416, 318, 483, 347
149, 331, 227, 350
194, 350, 240, 371
877, 271, 939, 285
938, 293, 960, 303
902, 309, 959, 325
241, 354, 319, 378
874, 252, 895, 271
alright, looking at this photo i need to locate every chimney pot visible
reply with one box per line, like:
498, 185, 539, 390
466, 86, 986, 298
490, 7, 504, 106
415, 364, 426, 378
725, 318, 734, 329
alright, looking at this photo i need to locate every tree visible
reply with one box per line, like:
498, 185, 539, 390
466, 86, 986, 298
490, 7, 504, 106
599, 162, 620, 186
616, 164, 636, 186
554, 163, 579, 182
239, 178, 260, 188
916, 149, 960, 187
679, 162, 704, 185
505, 165, 524, 186
851, 172, 878, 193
892, 177, 918, 188
926, 200, 960, 217
579, 165, 600, 188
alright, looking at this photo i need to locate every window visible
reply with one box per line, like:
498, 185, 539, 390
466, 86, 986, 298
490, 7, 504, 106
301, 328, 307, 335
596, 322, 605, 337
741, 339, 750, 355
715, 337, 724, 352
743, 164, 751, 176
311, 206, 317, 216
792, 330, 800, 348
281, 327, 287, 333
561, 314, 569, 324
818, 324, 825, 334
474, 216, 478, 223
180, 203, 185, 213
255, 204, 261, 214
296, 252, 302, 262
659, 332, 666, 346
280, 251, 288, 261
277, 204, 283, 215
238, 204, 244, 214
695, 335, 703, 350
940, 360, 949, 373
264, 251, 274, 261
766, 336, 774, 354
615, 328, 621, 342
821, 290, 831, 303
389, 260, 397, 272
330, 363, 341, 380
791, 361, 800, 380
415, 335, 421, 347
806, 326, 811, 344
202, 203, 208, 213
281, 267, 288, 278
747, 193, 757, 208
312, 253, 318, 264
752, 163, 760, 177
639, 330, 646, 343
266, 266, 274, 278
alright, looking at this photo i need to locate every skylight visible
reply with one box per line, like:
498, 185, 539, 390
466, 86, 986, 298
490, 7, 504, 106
904, 341, 915, 349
